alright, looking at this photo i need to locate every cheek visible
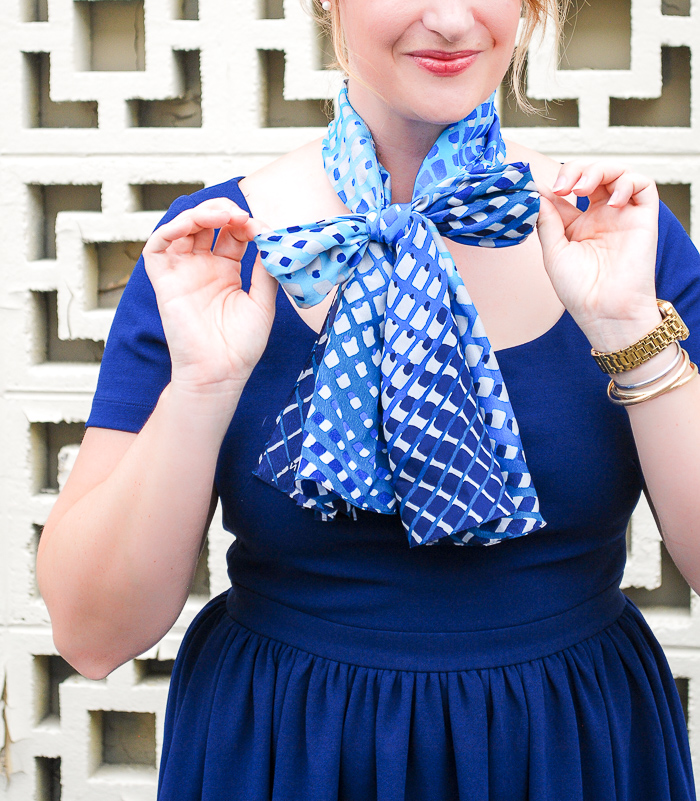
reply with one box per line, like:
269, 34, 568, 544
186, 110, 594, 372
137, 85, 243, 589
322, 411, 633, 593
480, 0, 522, 49
341, 0, 414, 61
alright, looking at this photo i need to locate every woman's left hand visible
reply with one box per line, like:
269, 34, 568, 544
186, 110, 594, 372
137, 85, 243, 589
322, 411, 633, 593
536, 160, 661, 352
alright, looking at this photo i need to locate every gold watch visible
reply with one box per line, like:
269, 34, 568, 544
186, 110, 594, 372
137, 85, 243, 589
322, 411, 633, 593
591, 300, 689, 375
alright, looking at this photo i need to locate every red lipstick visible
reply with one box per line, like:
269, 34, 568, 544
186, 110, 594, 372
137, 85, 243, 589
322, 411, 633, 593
408, 49, 480, 76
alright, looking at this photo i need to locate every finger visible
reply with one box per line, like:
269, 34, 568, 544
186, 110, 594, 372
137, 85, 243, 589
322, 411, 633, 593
605, 173, 659, 208
249, 254, 279, 319
146, 200, 250, 255
552, 160, 628, 197
212, 217, 272, 261
539, 185, 582, 230
536, 195, 570, 268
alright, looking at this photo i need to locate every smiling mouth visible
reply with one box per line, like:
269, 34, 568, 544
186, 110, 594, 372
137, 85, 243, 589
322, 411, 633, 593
408, 50, 480, 76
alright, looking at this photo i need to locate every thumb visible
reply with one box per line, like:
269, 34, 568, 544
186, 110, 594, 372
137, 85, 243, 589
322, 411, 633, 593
536, 195, 569, 268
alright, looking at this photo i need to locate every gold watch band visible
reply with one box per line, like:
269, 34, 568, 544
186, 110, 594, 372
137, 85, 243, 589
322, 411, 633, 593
591, 300, 690, 375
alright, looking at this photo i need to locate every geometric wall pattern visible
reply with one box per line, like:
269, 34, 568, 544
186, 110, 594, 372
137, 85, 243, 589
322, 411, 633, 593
0, 0, 699, 797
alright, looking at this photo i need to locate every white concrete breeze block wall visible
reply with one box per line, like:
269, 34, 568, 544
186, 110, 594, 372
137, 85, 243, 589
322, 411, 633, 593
0, 0, 699, 798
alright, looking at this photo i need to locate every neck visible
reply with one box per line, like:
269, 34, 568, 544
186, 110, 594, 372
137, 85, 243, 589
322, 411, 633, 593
347, 80, 448, 204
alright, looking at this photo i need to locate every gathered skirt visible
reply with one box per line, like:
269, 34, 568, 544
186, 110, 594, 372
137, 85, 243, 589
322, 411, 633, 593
157, 582, 695, 801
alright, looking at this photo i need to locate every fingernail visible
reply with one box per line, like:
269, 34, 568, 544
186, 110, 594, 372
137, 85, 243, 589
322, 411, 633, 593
552, 176, 566, 191
572, 178, 588, 192
608, 190, 620, 206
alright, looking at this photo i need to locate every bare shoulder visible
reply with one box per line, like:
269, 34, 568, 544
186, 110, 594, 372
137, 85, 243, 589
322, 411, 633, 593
239, 139, 347, 229
503, 139, 562, 193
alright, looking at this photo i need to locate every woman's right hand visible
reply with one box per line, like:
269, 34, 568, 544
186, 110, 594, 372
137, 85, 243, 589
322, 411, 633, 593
143, 198, 278, 407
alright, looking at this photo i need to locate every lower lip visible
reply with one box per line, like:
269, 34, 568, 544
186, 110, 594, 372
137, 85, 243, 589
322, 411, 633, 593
410, 53, 479, 76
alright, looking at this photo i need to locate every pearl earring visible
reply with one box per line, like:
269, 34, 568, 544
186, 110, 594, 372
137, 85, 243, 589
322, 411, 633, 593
321, 0, 331, 10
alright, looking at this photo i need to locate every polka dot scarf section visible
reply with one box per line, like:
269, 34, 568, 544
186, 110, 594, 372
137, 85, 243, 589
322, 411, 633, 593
254, 84, 545, 547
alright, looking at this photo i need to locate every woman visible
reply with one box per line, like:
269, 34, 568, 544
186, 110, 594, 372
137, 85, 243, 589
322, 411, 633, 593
37, 0, 700, 798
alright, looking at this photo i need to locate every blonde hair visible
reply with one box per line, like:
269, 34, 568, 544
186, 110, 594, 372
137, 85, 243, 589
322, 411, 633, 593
308, 0, 568, 114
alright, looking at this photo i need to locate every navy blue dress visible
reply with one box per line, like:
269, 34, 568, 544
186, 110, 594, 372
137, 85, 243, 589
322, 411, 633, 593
87, 179, 699, 801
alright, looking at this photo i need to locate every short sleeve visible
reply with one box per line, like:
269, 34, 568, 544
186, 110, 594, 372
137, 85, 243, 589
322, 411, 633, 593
86, 178, 252, 433
655, 202, 700, 365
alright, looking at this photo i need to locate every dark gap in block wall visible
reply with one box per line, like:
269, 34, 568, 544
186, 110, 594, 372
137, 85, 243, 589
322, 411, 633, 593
624, 540, 691, 611
24, 0, 48, 22
260, 50, 331, 128
135, 659, 175, 682
128, 51, 202, 127
84, 241, 145, 308
560, 0, 631, 70
23, 53, 98, 128
178, 0, 199, 19
35, 756, 61, 801
500, 61, 579, 128
610, 47, 691, 127
260, 0, 284, 18
131, 183, 205, 211
90, 711, 157, 768
31, 291, 105, 363
74, 0, 145, 71
657, 184, 691, 234
675, 677, 690, 724
28, 183, 102, 261
662, 0, 690, 14
34, 655, 78, 722
30, 422, 85, 493
32, 525, 43, 596
189, 539, 210, 598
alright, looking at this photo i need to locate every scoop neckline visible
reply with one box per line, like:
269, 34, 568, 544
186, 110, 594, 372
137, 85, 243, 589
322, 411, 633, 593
234, 176, 571, 357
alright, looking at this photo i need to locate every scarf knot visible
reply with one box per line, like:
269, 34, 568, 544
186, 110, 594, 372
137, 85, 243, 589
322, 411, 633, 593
253, 84, 546, 548
366, 204, 416, 247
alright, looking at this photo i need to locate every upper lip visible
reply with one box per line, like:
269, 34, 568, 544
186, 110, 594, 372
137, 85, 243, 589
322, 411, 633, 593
408, 49, 480, 60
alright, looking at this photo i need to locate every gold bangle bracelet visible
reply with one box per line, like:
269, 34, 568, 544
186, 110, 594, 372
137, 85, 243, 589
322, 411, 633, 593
608, 356, 698, 406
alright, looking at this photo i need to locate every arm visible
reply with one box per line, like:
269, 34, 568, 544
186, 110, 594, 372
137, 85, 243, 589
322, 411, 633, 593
537, 163, 700, 593
37, 199, 276, 679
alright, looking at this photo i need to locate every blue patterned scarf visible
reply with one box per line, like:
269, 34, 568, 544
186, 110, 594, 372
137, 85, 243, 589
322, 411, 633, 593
253, 84, 545, 547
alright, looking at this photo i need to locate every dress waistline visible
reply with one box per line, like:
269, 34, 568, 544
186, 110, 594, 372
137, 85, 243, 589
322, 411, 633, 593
225, 581, 628, 672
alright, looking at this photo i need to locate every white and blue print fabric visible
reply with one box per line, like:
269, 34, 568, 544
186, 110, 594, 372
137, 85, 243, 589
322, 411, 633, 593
254, 85, 545, 547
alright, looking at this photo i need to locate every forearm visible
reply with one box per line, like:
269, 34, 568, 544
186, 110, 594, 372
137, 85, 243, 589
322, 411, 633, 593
625, 367, 700, 592
38, 383, 238, 678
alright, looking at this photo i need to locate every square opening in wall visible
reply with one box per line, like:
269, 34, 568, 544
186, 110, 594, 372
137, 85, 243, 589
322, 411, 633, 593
675, 677, 690, 725
34, 655, 79, 724
624, 540, 691, 612
128, 50, 202, 127
259, 0, 284, 18
131, 183, 205, 211
560, 0, 631, 70
189, 538, 210, 598
610, 47, 691, 127
499, 62, 579, 128
23, 0, 48, 22
260, 50, 331, 128
35, 756, 61, 801
23, 53, 98, 128
30, 422, 85, 494
32, 525, 43, 597
135, 659, 175, 683
30, 291, 105, 364
27, 183, 102, 261
177, 0, 198, 19
74, 0, 145, 72
658, 184, 691, 234
82, 241, 145, 308
662, 0, 690, 14
90, 711, 157, 769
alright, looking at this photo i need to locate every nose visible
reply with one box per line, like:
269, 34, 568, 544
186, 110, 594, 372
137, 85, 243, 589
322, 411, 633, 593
422, 0, 475, 43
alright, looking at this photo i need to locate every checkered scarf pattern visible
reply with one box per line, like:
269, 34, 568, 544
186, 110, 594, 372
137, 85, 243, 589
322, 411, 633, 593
253, 85, 545, 546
